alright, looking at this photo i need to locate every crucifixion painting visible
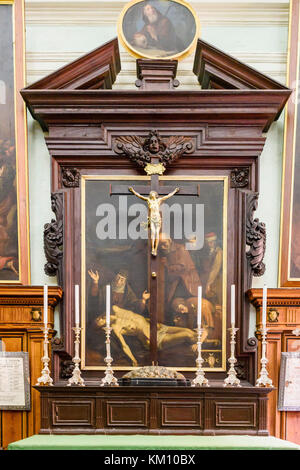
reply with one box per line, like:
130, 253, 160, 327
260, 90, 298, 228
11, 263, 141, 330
81, 129, 226, 371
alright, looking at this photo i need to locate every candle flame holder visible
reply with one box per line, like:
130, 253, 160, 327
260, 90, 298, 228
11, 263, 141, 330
191, 327, 209, 387
224, 325, 241, 387
67, 325, 85, 386
256, 327, 273, 387
100, 326, 119, 387
36, 325, 53, 386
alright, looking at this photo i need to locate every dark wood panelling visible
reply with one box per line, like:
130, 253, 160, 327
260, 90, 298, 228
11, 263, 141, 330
160, 401, 202, 427
215, 402, 256, 427
52, 400, 95, 427
36, 385, 271, 436
107, 401, 149, 427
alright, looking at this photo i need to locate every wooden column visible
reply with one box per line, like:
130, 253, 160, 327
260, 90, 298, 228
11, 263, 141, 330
247, 288, 300, 444
0, 286, 62, 449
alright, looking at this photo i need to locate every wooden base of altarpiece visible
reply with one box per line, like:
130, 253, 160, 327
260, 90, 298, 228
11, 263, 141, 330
36, 384, 271, 436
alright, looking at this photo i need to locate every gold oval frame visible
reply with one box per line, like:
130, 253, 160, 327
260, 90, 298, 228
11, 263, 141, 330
117, 0, 200, 61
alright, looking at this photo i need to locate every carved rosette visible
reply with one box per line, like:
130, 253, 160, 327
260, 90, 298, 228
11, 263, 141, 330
231, 167, 249, 188
246, 193, 266, 277
113, 130, 195, 171
44, 192, 64, 278
61, 168, 80, 188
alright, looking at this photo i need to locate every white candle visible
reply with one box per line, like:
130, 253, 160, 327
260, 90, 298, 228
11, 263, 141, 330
262, 284, 267, 326
231, 285, 235, 325
44, 285, 48, 326
197, 286, 202, 327
75, 284, 80, 325
106, 285, 111, 327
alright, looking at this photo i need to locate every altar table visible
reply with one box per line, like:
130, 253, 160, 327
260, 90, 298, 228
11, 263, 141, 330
7, 435, 300, 450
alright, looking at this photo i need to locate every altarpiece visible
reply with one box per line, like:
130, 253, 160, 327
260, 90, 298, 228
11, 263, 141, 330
21, 37, 291, 435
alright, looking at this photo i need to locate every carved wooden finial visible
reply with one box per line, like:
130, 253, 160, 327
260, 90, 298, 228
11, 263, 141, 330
135, 59, 180, 91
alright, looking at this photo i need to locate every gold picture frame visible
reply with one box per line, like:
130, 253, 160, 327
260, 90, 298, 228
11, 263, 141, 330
117, 0, 200, 61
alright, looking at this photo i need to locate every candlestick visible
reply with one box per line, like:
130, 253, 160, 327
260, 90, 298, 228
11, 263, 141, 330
36, 325, 53, 386
191, 327, 209, 387
231, 284, 235, 325
100, 326, 119, 387
256, 326, 273, 387
223, 325, 241, 387
75, 284, 80, 325
262, 284, 267, 326
67, 325, 85, 386
197, 286, 202, 327
44, 285, 48, 326
106, 285, 111, 327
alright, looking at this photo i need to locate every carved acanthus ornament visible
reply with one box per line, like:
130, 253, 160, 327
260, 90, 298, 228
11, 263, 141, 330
62, 168, 80, 188
246, 193, 266, 277
231, 168, 249, 188
113, 130, 195, 172
44, 192, 64, 278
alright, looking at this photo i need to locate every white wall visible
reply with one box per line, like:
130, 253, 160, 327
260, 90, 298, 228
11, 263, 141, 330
24, 0, 290, 335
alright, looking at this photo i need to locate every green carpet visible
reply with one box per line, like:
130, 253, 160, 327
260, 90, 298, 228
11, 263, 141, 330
7, 435, 300, 450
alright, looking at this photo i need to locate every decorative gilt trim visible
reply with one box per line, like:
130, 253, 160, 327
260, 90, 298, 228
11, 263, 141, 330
44, 192, 64, 278
62, 168, 80, 188
246, 192, 266, 277
230, 167, 249, 188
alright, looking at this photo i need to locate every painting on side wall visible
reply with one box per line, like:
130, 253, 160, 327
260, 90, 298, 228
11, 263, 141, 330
0, 1, 30, 283
118, 0, 200, 61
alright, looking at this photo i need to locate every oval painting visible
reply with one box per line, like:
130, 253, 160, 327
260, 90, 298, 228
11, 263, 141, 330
118, 0, 200, 61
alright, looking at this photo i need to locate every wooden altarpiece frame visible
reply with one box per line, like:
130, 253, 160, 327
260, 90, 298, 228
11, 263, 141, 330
21, 38, 291, 388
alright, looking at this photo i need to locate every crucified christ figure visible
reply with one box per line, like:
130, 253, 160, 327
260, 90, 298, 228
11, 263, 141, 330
128, 186, 179, 256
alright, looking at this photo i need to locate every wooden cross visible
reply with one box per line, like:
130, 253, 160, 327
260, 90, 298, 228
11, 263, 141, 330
110, 131, 199, 365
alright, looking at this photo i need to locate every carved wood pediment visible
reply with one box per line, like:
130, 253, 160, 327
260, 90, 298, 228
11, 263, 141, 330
25, 38, 120, 91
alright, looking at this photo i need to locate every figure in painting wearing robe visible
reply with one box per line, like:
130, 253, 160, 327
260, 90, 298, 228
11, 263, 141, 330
132, 3, 184, 54
201, 232, 223, 307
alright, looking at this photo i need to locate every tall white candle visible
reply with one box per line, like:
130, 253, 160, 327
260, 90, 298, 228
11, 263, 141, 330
75, 284, 80, 325
231, 285, 235, 325
44, 285, 48, 326
197, 286, 202, 327
262, 284, 267, 326
106, 285, 111, 327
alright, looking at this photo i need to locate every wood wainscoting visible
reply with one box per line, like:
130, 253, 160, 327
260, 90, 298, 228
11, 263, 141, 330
247, 288, 300, 444
35, 384, 271, 436
0, 286, 62, 449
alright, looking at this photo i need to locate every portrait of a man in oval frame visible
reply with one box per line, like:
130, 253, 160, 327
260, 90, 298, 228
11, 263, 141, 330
118, 0, 200, 61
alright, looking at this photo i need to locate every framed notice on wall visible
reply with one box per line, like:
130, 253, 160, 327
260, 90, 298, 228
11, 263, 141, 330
0, 352, 30, 410
278, 352, 300, 411
0, 0, 30, 284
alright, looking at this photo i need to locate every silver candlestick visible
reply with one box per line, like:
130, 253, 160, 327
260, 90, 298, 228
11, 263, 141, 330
100, 326, 119, 387
36, 325, 53, 386
67, 325, 85, 386
191, 327, 209, 387
256, 327, 273, 387
224, 325, 241, 387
